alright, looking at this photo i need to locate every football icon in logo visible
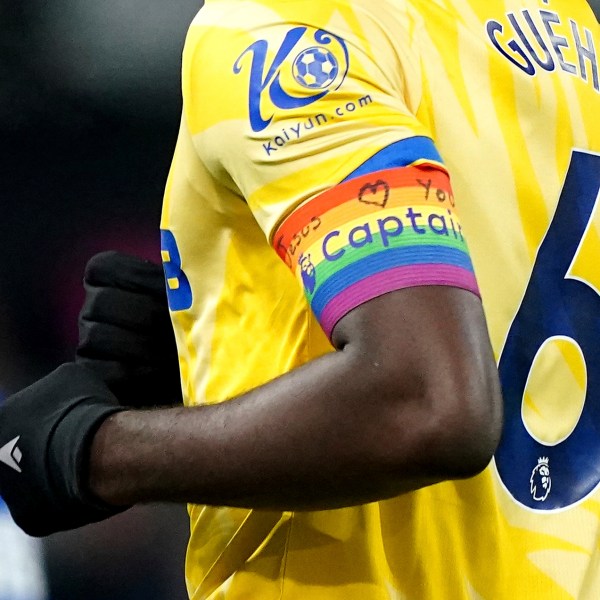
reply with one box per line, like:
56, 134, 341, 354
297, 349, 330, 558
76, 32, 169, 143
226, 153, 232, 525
293, 47, 339, 89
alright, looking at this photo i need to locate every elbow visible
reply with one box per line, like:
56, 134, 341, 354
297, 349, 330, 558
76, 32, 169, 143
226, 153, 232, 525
424, 377, 504, 481
376, 371, 504, 485
436, 398, 503, 480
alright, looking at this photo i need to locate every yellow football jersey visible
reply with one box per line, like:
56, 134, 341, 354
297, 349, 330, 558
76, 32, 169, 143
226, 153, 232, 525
160, 0, 600, 598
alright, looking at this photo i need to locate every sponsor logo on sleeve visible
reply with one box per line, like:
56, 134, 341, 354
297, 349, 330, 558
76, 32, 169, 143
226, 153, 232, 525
234, 26, 375, 156
233, 26, 350, 133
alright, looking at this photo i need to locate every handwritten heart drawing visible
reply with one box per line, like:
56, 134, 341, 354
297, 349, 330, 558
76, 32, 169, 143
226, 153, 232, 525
358, 180, 390, 208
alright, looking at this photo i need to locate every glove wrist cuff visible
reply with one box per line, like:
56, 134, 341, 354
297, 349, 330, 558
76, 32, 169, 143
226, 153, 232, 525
49, 399, 129, 514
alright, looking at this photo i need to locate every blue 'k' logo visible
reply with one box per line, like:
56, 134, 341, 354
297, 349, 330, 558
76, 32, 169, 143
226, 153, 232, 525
233, 27, 349, 132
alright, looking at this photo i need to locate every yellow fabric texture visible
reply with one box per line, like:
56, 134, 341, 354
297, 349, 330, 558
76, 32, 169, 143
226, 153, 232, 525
160, 0, 600, 597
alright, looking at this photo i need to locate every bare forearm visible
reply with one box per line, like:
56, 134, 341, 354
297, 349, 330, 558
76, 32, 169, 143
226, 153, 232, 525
89, 290, 501, 510
90, 351, 437, 509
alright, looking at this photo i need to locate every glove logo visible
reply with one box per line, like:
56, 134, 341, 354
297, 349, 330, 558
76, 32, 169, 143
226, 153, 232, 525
0, 436, 22, 473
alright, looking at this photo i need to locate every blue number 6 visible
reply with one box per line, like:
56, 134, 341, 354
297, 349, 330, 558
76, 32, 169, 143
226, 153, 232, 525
496, 150, 600, 510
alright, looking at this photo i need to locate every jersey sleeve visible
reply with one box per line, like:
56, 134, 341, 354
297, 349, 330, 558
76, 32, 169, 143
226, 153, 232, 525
183, 0, 480, 338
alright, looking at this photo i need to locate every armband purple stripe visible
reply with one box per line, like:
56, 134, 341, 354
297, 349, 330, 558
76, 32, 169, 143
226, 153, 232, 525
319, 264, 479, 335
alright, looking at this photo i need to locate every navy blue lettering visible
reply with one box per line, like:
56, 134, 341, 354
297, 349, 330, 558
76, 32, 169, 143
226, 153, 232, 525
540, 11, 577, 75
263, 141, 276, 156
510, 10, 555, 71
428, 214, 449, 236
323, 231, 344, 260
447, 210, 463, 241
304, 118, 316, 131
571, 20, 599, 92
349, 224, 374, 249
378, 217, 404, 247
406, 208, 426, 235
487, 20, 536, 75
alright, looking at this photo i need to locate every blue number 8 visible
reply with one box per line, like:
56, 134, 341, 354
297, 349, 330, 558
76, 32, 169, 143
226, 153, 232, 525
496, 150, 600, 510
160, 229, 193, 312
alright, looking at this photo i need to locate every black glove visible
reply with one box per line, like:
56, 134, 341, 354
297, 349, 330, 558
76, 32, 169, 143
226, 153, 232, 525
76, 251, 182, 408
0, 364, 127, 537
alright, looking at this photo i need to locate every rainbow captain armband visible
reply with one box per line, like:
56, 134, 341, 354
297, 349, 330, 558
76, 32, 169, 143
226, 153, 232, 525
273, 165, 481, 338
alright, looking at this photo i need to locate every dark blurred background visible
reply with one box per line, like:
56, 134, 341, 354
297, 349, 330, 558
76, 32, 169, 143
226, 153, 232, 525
1, 1, 204, 598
